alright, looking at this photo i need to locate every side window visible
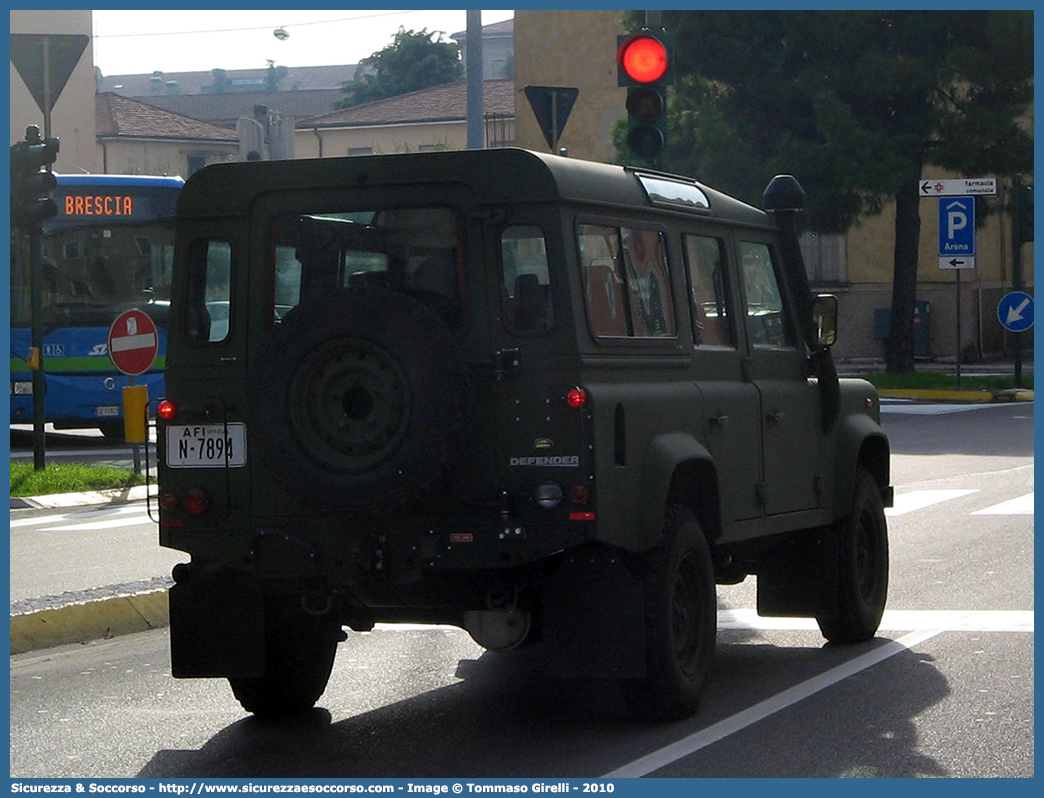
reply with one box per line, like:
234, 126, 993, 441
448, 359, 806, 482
739, 241, 796, 348
683, 234, 734, 347
185, 238, 231, 343
578, 223, 675, 339
500, 225, 554, 334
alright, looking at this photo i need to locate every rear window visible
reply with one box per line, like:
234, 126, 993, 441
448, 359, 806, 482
267, 207, 464, 332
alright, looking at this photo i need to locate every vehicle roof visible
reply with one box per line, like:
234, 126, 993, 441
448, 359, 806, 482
56, 173, 185, 188
176, 148, 772, 228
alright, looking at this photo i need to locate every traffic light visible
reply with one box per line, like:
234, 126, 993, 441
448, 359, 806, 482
10, 125, 59, 229
1014, 182, 1033, 244
617, 32, 672, 162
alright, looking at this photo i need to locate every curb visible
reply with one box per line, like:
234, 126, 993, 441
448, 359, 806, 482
877, 388, 1034, 403
10, 589, 169, 655
10, 483, 156, 510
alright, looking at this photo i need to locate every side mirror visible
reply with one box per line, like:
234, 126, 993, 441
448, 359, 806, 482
812, 294, 838, 348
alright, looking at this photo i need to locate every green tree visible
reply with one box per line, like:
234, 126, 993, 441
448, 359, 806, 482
622, 10, 1033, 372
338, 27, 463, 108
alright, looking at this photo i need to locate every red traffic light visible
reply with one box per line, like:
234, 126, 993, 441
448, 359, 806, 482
618, 34, 668, 84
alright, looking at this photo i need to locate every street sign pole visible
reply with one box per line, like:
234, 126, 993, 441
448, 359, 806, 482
938, 195, 975, 387
955, 270, 962, 389
1012, 175, 1024, 388
12, 32, 90, 469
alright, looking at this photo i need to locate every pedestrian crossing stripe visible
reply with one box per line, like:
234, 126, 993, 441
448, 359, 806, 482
886, 489, 979, 516
971, 492, 1034, 515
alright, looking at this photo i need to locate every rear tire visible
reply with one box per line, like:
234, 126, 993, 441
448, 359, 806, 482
229, 599, 343, 718
817, 468, 889, 643
623, 505, 717, 720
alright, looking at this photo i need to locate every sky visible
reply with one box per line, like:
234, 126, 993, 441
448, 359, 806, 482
91, 9, 516, 77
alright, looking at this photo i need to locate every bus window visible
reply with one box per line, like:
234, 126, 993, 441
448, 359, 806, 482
578, 223, 675, 339
186, 239, 232, 343
684, 234, 735, 347
500, 225, 553, 334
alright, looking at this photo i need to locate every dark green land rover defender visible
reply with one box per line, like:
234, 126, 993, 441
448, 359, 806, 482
157, 148, 891, 720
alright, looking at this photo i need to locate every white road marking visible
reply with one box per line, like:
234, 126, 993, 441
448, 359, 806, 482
9, 504, 149, 529
603, 627, 946, 778
35, 516, 155, 532
971, 492, 1034, 515
719, 609, 1033, 633
880, 403, 1014, 415
885, 488, 979, 516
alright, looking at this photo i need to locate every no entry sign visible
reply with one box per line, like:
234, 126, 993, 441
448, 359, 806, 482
108, 309, 159, 376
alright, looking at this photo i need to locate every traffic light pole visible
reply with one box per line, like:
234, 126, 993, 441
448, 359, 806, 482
29, 225, 46, 469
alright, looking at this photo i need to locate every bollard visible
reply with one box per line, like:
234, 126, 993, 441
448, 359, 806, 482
122, 383, 149, 443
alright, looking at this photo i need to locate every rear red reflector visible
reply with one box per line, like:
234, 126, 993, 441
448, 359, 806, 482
569, 512, 596, 521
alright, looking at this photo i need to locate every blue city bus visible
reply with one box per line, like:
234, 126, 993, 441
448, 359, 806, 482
10, 173, 183, 437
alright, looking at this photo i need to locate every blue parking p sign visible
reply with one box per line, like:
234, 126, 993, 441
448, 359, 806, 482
939, 197, 975, 256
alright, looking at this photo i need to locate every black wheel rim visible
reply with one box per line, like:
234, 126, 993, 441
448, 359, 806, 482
854, 507, 881, 603
671, 554, 702, 675
289, 337, 410, 471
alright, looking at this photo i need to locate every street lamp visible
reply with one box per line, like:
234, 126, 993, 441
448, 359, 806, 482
273, 27, 289, 41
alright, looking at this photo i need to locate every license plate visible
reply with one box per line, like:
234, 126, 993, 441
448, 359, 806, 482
166, 423, 247, 468
96, 405, 120, 417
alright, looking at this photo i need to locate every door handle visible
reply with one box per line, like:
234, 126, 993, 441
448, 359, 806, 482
709, 414, 729, 428
767, 411, 785, 424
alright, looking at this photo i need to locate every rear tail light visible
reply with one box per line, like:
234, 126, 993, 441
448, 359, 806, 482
566, 387, 588, 409
184, 488, 211, 515
157, 399, 176, 420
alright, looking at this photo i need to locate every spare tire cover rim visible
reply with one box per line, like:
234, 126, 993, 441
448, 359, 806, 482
289, 336, 411, 471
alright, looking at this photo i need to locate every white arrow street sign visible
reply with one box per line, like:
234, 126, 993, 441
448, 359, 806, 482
919, 177, 997, 197
1006, 296, 1032, 326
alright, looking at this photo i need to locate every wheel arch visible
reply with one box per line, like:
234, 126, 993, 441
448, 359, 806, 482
635, 432, 722, 551
833, 414, 891, 518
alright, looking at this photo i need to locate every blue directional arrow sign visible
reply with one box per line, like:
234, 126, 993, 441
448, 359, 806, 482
939, 197, 975, 257
997, 291, 1034, 333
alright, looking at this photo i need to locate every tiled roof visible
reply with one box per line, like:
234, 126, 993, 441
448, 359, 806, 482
297, 79, 515, 129
95, 93, 238, 142
451, 18, 514, 39
99, 64, 360, 97
127, 89, 345, 126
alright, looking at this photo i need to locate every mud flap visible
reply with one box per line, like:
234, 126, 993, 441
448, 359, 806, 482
169, 563, 265, 678
541, 547, 645, 679
756, 529, 839, 617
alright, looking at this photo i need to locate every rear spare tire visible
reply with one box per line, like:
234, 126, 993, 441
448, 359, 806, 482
252, 286, 470, 511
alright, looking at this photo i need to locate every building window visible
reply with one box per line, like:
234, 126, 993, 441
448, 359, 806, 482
347, 147, 373, 157
799, 231, 847, 285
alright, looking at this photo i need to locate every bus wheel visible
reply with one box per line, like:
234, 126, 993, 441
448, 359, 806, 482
623, 505, 717, 720
817, 468, 889, 643
98, 420, 124, 441
228, 599, 343, 718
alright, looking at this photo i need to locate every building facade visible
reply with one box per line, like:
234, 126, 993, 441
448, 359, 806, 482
10, 9, 100, 173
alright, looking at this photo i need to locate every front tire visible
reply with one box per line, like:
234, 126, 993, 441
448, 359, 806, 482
623, 506, 717, 720
817, 469, 889, 643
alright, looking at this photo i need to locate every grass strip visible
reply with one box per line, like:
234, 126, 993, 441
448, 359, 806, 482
10, 462, 146, 497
